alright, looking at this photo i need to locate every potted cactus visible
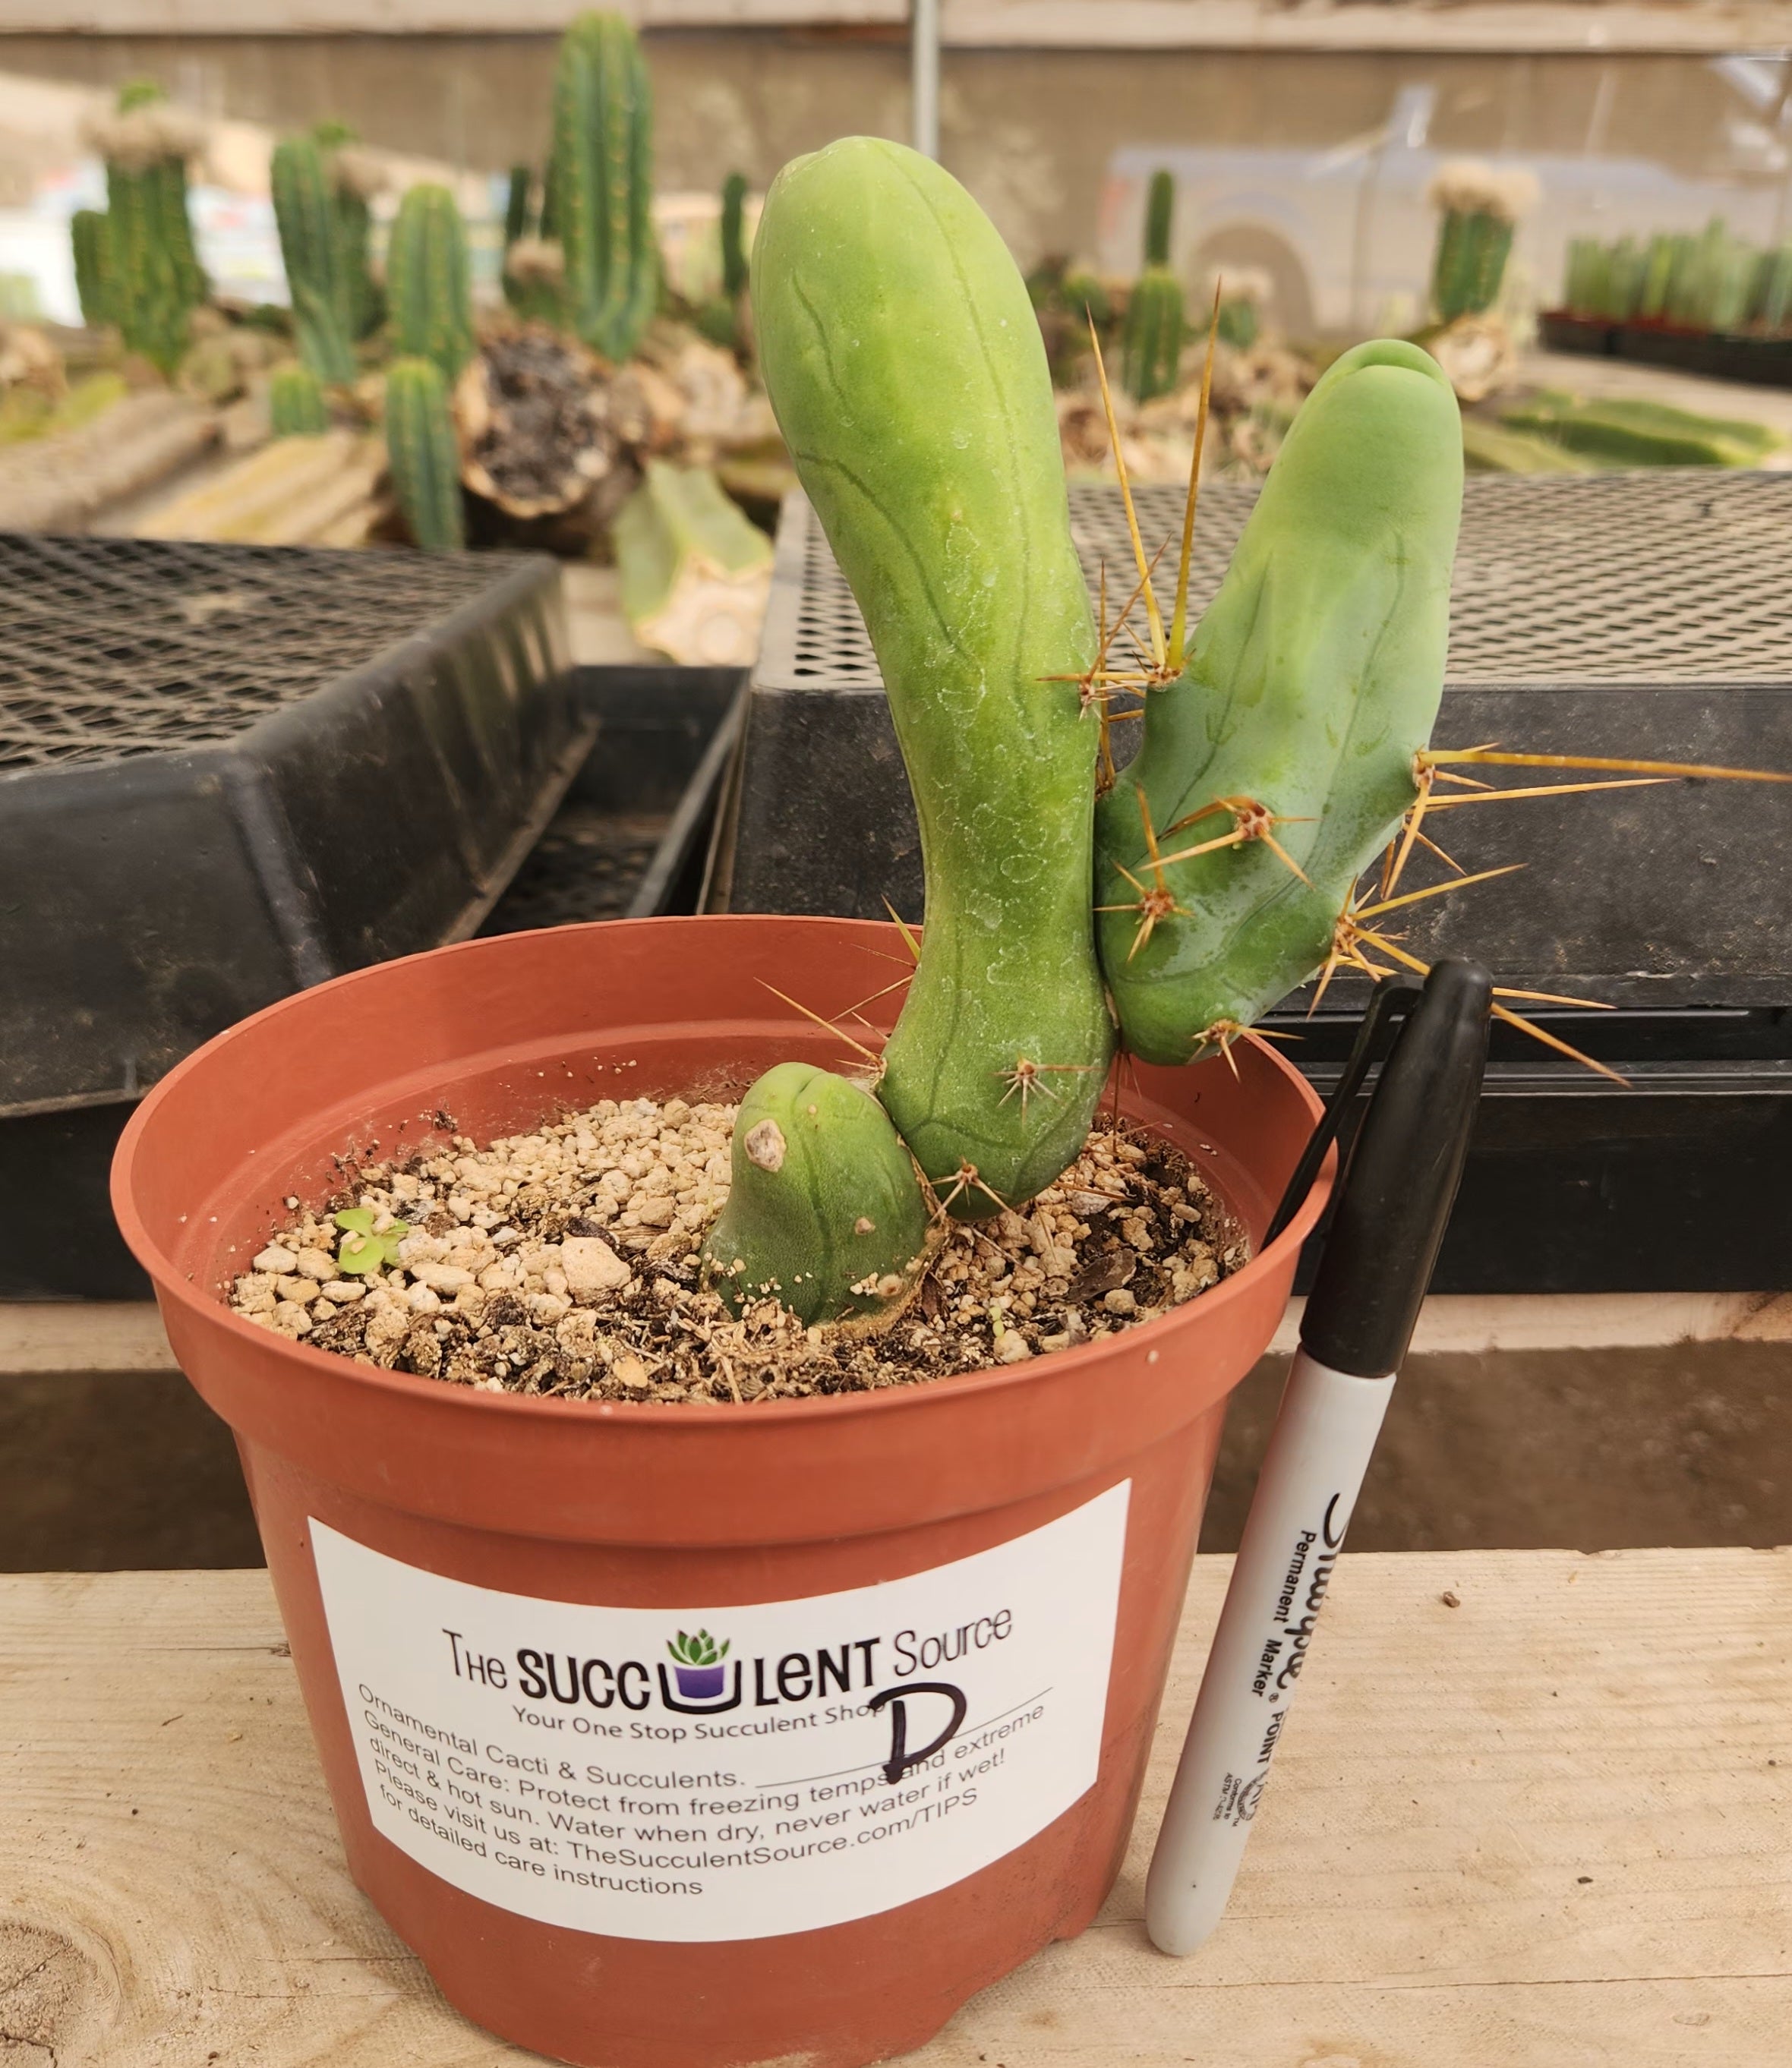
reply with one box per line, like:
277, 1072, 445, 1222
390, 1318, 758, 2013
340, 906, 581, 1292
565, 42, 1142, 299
112, 136, 1778, 2068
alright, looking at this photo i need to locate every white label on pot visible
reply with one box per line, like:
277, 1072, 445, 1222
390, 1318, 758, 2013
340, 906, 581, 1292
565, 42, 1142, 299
308, 1483, 1128, 1943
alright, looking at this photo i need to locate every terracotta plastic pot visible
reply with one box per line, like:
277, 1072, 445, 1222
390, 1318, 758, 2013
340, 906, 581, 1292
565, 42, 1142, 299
113, 916, 1327, 2068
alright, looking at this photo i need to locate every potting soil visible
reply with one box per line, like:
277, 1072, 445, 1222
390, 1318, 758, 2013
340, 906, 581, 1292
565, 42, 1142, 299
226, 1094, 1246, 1401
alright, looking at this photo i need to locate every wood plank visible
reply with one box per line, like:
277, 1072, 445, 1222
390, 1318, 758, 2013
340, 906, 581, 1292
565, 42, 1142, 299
4, 1549, 1788, 2063
5, 0, 1788, 52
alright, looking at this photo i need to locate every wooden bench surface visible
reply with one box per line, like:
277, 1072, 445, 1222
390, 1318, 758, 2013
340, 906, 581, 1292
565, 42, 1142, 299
4, 1548, 1788, 2065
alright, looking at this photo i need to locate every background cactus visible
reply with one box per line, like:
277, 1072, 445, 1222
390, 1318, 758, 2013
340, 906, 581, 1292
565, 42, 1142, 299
387, 184, 476, 383
1427, 161, 1536, 324
317, 131, 386, 342
384, 356, 465, 551
270, 363, 330, 437
1123, 169, 1185, 402
503, 164, 535, 252
79, 81, 209, 377
696, 169, 752, 349
272, 134, 357, 385
70, 209, 114, 327
552, 10, 657, 363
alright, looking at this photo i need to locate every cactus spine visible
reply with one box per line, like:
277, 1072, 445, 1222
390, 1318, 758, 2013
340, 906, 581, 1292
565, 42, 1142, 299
552, 10, 657, 362
272, 134, 357, 386
387, 184, 476, 383
1124, 169, 1184, 402
270, 363, 330, 437
84, 81, 208, 376
384, 356, 465, 551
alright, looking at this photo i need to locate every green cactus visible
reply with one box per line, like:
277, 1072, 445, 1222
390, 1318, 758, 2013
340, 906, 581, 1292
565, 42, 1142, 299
384, 356, 465, 551
1093, 342, 1463, 1064
552, 10, 657, 363
270, 363, 330, 437
272, 134, 356, 385
701, 1064, 932, 1323
729, 140, 1471, 1323
721, 170, 749, 300
1503, 392, 1778, 468
1431, 210, 1513, 323
388, 184, 476, 383
88, 82, 208, 376
1215, 294, 1259, 351
504, 164, 536, 251
70, 209, 114, 327
1124, 270, 1185, 403
1144, 169, 1175, 269
1759, 244, 1792, 334
1124, 169, 1185, 402
1062, 268, 1112, 328
754, 140, 1113, 1227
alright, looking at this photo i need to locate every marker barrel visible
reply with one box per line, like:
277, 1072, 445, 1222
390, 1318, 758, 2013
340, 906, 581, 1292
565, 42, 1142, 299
1144, 1350, 1395, 1956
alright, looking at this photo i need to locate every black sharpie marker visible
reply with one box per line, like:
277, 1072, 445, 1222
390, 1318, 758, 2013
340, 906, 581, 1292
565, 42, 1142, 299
1145, 959, 1491, 1956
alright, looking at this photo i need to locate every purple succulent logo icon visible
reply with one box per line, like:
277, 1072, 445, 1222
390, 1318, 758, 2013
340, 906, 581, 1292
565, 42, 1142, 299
667, 1628, 730, 1700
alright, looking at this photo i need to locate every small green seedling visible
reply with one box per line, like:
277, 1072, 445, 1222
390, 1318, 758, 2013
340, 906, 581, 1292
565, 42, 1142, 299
333, 1207, 410, 1275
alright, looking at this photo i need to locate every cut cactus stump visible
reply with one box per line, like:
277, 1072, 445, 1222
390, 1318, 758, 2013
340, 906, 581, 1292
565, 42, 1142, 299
614, 459, 773, 665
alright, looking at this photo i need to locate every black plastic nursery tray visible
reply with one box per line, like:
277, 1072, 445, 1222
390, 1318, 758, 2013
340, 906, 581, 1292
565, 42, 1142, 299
480, 666, 743, 937
712, 476, 1792, 1294
1538, 311, 1618, 358
1, 532, 590, 1300
1614, 322, 1792, 389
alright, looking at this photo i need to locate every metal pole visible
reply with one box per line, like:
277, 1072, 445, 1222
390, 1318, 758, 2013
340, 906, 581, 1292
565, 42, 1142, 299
912, 0, 941, 161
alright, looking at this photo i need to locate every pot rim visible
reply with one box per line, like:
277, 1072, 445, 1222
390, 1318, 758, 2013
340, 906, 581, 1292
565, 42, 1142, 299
113, 915, 1330, 1432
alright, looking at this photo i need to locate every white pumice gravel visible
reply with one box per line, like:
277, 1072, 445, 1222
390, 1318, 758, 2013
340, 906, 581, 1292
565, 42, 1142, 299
226, 1092, 1247, 1404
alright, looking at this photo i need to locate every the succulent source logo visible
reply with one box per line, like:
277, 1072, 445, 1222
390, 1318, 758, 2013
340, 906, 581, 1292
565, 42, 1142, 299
667, 1628, 730, 1701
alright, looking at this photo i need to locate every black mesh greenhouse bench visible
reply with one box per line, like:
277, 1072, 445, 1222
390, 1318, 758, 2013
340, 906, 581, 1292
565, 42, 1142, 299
711, 474, 1792, 1295
0, 533, 591, 1300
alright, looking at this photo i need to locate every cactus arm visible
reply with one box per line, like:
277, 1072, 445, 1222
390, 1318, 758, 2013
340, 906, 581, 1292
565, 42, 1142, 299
1094, 340, 1464, 1062
700, 1064, 932, 1326
753, 138, 1113, 1218
384, 356, 465, 551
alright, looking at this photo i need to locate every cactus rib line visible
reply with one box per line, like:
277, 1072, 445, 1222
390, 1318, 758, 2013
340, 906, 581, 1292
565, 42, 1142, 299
888, 150, 1037, 692
793, 451, 954, 654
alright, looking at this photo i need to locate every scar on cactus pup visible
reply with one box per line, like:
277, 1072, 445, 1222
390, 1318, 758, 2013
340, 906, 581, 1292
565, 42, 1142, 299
705, 136, 1790, 1334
